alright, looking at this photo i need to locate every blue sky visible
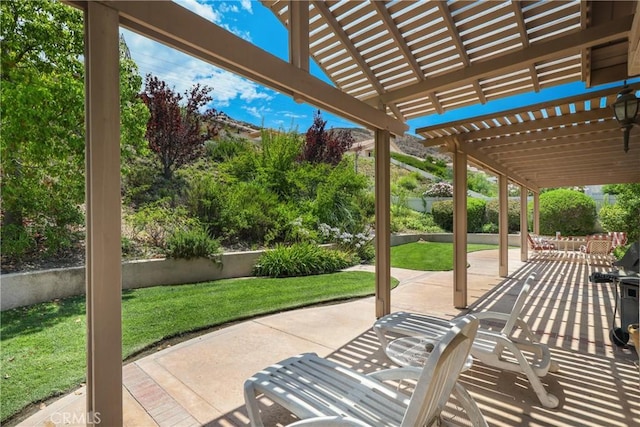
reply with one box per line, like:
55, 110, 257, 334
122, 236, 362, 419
122, 0, 632, 136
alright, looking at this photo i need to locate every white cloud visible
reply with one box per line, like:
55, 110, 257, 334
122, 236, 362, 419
243, 106, 271, 119
218, 3, 239, 13
122, 29, 272, 110
173, 0, 221, 23
284, 112, 307, 119
240, 0, 253, 13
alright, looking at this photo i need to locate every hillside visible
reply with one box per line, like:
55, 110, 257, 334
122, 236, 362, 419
330, 127, 449, 161
211, 113, 449, 162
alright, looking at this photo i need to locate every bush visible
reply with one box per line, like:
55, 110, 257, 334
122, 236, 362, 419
432, 200, 454, 231
0, 224, 35, 262
600, 183, 640, 241
598, 204, 628, 233
432, 198, 485, 232
482, 223, 499, 233
467, 171, 497, 197
390, 152, 448, 178
467, 198, 486, 233
485, 199, 521, 233
535, 189, 596, 235
391, 210, 443, 233
314, 158, 369, 232
205, 137, 253, 162
124, 201, 197, 251
253, 243, 353, 277
166, 227, 220, 260
397, 173, 420, 192
424, 182, 453, 197
318, 223, 375, 263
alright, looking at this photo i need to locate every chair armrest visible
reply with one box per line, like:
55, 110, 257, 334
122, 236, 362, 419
473, 311, 510, 322
366, 367, 422, 381
288, 416, 372, 426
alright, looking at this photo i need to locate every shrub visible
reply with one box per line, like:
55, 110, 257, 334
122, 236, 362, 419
535, 189, 596, 235
258, 128, 303, 198
467, 171, 497, 197
397, 173, 420, 192
314, 158, 369, 232
390, 152, 448, 178
467, 198, 486, 233
0, 224, 35, 262
432, 200, 454, 231
485, 199, 521, 233
318, 223, 374, 263
601, 183, 640, 241
432, 198, 486, 232
253, 243, 353, 277
125, 201, 197, 250
598, 204, 628, 233
205, 137, 253, 162
482, 223, 499, 233
391, 210, 443, 233
166, 227, 220, 260
424, 182, 453, 197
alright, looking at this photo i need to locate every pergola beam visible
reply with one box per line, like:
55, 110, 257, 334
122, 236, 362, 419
377, 17, 633, 105
102, 0, 407, 135
445, 138, 539, 192
472, 121, 620, 149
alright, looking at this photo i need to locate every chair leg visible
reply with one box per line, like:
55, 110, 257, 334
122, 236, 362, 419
508, 343, 559, 408
452, 383, 488, 427
243, 381, 265, 427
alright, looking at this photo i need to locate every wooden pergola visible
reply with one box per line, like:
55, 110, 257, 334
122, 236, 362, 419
62, 1, 640, 424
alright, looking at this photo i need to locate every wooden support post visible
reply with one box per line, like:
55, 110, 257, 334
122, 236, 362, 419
498, 175, 508, 277
520, 186, 529, 261
85, 3, 122, 425
533, 192, 540, 235
374, 129, 391, 318
453, 149, 467, 308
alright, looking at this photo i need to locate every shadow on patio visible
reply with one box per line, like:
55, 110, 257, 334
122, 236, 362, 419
19, 250, 639, 426
207, 256, 639, 427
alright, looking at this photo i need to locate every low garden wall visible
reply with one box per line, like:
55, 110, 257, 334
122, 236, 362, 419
1, 233, 522, 311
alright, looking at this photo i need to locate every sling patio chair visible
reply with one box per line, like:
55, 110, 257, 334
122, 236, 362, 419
374, 274, 560, 409
244, 315, 488, 427
527, 233, 556, 256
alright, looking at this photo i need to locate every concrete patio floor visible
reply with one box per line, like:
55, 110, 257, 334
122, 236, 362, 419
18, 249, 640, 426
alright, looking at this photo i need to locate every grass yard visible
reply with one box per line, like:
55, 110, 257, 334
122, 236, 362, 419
390, 241, 499, 270
1, 271, 397, 423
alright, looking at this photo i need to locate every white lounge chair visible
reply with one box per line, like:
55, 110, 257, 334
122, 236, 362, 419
374, 274, 560, 409
244, 315, 487, 427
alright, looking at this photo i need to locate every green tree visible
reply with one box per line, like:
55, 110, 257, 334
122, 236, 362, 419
601, 183, 640, 242
0, 0, 148, 262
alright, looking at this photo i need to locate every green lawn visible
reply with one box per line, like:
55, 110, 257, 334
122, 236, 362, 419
390, 241, 499, 270
1, 271, 397, 423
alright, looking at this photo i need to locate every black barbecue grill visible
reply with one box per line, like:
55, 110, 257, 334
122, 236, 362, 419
589, 241, 639, 346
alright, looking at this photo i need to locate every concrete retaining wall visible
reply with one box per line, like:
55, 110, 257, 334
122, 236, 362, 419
1, 234, 522, 311
1, 251, 261, 311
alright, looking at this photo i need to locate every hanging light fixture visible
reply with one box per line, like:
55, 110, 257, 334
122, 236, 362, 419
612, 81, 639, 152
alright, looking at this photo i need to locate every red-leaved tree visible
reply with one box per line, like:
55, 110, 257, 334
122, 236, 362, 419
301, 110, 354, 165
140, 75, 219, 179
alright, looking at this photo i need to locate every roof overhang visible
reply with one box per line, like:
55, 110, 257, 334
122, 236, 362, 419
416, 86, 640, 190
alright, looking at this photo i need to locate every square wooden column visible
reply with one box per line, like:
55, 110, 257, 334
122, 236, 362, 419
84, 3, 122, 425
374, 129, 391, 317
498, 175, 508, 277
520, 186, 529, 261
533, 192, 540, 235
453, 149, 467, 308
